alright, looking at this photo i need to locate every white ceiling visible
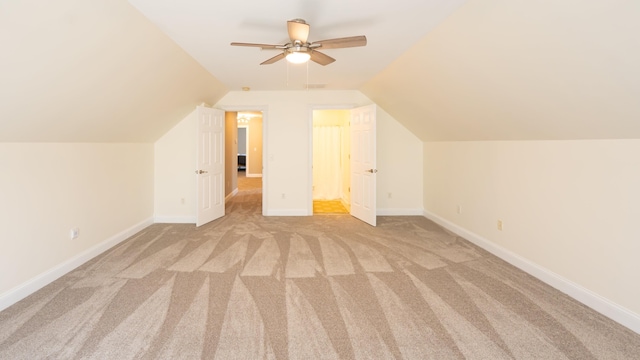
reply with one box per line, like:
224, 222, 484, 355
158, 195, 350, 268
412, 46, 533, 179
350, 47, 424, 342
128, 0, 467, 91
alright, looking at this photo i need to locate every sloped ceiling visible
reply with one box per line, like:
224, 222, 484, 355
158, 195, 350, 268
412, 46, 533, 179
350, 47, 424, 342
0, 0, 227, 143
2, 0, 638, 143
361, 0, 640, 141
127, 0, 466, 91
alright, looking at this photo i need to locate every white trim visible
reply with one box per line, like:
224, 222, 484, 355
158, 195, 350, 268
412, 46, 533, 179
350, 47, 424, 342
154, 216, 196, 224
377, 208, 424, 216
0, 217, 153, 312
225, 188, 238, 203
341, 198, 350, 212
264, 209, 308, 216
423, 209, 640, 335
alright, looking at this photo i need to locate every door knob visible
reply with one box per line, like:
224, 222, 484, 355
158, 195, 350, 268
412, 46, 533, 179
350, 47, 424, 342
366, 169, 378, 173
195, 170, 208, 174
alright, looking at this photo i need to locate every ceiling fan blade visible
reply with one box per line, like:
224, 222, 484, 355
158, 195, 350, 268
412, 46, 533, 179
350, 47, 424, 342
260, 52, 286, 65
311, 35, 367, 49
287, 19, 310, 43
310, 51, 336, 66
231, 42, 283, 50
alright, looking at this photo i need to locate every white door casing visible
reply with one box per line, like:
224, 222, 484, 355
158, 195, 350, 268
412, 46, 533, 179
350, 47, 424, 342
350, 104, 377, 226
196, 106, 225, 227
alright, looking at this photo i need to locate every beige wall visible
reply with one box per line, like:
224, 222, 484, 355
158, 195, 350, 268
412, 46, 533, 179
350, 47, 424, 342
247, 117, 263, 177
423, 140, 640, 322
154, 91, 423, 218
154, 108, 240, 220
313, 110, 350, 127
216, 90, 423, 216
225, 112, 238, 196
376, 107, 423, 214
154, 110, 197, 223
0, 143, 154, 309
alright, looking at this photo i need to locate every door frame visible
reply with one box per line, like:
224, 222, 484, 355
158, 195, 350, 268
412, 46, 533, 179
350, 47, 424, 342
306, 104, 357, 216
221, 105, 268, 216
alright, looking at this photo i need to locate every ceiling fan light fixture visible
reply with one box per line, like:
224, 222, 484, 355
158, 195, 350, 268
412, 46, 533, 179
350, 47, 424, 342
286, 51, 311, 64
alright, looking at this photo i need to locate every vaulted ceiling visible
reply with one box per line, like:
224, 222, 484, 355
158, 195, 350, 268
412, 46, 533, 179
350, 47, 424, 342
1, 0, 639, 142
127, 0, 466, 91
0, 0, 227, 143
362, 0, 640, 141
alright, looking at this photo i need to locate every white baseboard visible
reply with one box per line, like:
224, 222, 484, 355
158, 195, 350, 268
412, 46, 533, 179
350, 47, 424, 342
377, 208, 424, 216
0, 217, 153, 312
423, 209, 640, 335
225, 188, 238, 203
340, 199, 350, 211
154, 216, 196, 224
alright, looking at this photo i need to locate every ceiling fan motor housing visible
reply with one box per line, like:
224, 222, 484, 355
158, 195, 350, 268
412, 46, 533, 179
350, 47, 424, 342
230, 18, 366, 66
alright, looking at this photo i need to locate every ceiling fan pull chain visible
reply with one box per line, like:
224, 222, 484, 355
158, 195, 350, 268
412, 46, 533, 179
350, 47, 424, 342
306, 61, 309, 90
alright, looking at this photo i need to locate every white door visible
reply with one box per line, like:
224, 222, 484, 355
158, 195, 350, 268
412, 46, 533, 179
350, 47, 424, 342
196, 106, 225, 227
350, 104, 377, 226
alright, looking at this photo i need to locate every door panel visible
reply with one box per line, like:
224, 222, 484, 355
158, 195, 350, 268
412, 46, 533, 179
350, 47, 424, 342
350, 104, 377, 226
196, 106, 225, 227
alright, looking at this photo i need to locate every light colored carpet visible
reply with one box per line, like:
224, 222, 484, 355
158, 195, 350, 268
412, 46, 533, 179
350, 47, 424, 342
1, 184, 639, 359
237, 170, 261, 191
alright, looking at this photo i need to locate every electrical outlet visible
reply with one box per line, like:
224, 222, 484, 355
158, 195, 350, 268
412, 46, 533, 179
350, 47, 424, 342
181, 198, 185, 205
281, 193, 286, 199
388, 192, 392, 199
70, 228, 79, 239
457, 205, 462, 214
497, 220, 503, 231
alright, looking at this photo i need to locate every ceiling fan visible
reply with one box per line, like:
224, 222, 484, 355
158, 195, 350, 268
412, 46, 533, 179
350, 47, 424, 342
231, 19, 367, 66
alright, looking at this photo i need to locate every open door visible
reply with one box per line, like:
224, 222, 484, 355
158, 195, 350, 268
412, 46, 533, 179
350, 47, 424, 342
350, 104, 377, 226
196, 106, 225, 227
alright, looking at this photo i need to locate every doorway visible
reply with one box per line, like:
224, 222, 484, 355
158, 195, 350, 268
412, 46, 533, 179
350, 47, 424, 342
234, 111, 263, 193
312, 109, 351, 214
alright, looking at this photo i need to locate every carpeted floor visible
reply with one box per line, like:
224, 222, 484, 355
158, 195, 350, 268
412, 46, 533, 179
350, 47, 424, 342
237, 170, 262, 191
1, 180, 639, 359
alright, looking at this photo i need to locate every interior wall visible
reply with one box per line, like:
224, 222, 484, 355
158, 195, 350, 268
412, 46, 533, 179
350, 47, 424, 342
423, 139, 640, 319
376, 107, 423, 214
155, 108, 240, 220
225, 112, 238, 197
247, 117, 263, 177
215, 90, 422, 216
0, 143, 154, 309
341, 119, 351, 206
154, 109, 197, 222
237, 127, 247, 154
